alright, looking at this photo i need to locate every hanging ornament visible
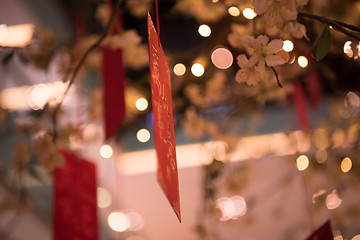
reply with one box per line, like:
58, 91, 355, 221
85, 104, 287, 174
147, 10, 181, 222
53, 151, 98, 240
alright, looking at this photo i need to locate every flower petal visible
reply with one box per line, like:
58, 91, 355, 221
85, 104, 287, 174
237, 54, 252, 68
253, 0, 271, 15
265, 54, 286, 66
267, 39, 284, 53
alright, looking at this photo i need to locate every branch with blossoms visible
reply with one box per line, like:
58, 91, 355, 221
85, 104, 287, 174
232, 0, 360, 87
51, 0, 122, 143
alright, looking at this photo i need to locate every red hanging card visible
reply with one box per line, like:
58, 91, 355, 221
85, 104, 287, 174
293, 82, 311, 132
53, 151, 98, 240
305, 221, 333, 240
147, 11, 181, 222
102, 47, 126, 140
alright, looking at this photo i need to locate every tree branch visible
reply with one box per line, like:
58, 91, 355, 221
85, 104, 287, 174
298, 12, 360, 41
51, 0, 122, 142
271, 67, 282, 88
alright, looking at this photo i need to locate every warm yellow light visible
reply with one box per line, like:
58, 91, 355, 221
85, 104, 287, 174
228, 6, 241, 17
315, 148, 327, 164
352, 235, 360, 240
173, 63, 186, 76
198, 24, 211, 37
242, 8, 257, 19
100, 145, 113, 159
108, 212, 129, 232
212, 0, 219, 2
97, 187, 112, 208
137, 129, 150, 143
211, 48, 233, 69
282, 40, 294, 52
135, 98, 148, 111
296, 155, 309, 171
341, 157, 352, 173
28, 84, 50, 110
191, 63, 205, 77
334, 236, 343, 240
0, 24, 34, 47
298, 56, 308, 68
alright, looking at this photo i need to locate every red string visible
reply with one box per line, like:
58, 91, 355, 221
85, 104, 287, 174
155, 0, 160, 43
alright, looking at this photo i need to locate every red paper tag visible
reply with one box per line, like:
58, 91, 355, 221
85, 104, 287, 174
294, 82, 310, 132
305, 221, 333, 240
53, 151, 98, 240
102, 48, 126, 140
147, 12, 181, 222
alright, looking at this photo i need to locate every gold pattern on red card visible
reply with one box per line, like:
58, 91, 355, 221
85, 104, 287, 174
147, 11, 181, 222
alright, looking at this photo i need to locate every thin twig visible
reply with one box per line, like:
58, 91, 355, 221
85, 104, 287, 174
51, 0, 122, 142
298, 12, 360, 41
271, 67, 282, 88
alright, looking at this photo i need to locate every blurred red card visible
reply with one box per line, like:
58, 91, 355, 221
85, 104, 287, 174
102, 47, 126, 140
53, 151, 98, 240
305, 221, 333, 240
147, 11, 181, 222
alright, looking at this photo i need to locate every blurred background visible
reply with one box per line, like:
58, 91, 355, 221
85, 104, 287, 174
1, 0, 360, 239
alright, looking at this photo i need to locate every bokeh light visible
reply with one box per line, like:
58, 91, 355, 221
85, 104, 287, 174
228, 6, 241, 17
135, 98, 148, 111
341, 157, 352, 173
326, 190, 342, 210
211, 47, 233, 69
282, 40, 294, 52
242, 8, 257, 19
173, 63, 186, 76
191, 63, 205, 77
298, 56, 308, 68
296, 155, 309, 171
137, 129, 151, 143
352, 235, 360, 240
0, 24, 34, 47
100, 144, 113, 159
28, 84, 50, 110
216, 196, 247, 221
97, 187, 112, 208
344, 41, 353, 58
108, 212, 130, 232
198, 24, 211, 37
315, 148, 328, 164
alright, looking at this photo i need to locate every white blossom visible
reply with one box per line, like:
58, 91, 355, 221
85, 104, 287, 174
249, 35, 289, 73
235, 54, 262, 86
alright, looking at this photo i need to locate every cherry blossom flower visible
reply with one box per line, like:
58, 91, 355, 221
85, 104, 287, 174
249, 35, 289, 73
235, 54, 262, 86
253, 0, 298, 25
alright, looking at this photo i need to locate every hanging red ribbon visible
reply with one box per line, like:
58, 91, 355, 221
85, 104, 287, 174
293, 81, 311, 132
147, 11, 181, 222
305, 221, 334, 240
53, 151, 98, 240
